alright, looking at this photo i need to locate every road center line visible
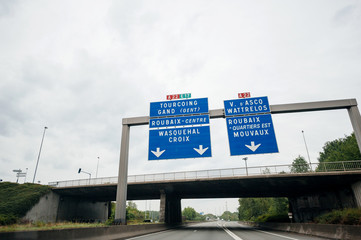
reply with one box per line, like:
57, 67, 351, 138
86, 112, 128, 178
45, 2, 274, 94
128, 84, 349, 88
254, 229, 300, 240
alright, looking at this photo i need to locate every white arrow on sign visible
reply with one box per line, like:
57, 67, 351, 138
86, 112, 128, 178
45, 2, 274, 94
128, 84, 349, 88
193, 145, 209, 155
151, 148, 166, 158
245, 141, 261, 152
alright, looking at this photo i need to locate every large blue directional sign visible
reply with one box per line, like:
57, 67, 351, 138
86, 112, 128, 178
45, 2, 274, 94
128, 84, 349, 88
224, 96, 270, 116
226, 114, 278, 156
148, 126, 212, 160
149, 115, 210, 129
150, 98, 209, 117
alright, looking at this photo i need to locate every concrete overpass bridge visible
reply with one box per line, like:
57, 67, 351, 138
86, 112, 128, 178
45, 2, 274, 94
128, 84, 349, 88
25, 98, 360, 224
47, 160, 361, 223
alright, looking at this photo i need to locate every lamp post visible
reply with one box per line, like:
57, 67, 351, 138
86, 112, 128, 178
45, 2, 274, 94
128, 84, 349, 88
33, 126, 48, 183
96, 157, 100, 178
78, 168, 91, 184
302, 130, 313, 171
243, 157, 248, 176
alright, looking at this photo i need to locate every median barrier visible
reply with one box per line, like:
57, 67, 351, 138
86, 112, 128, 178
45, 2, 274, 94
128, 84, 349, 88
253, 222, 361, 240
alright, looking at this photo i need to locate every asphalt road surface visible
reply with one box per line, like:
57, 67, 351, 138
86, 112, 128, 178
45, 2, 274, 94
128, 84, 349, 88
125, 221, 329, 240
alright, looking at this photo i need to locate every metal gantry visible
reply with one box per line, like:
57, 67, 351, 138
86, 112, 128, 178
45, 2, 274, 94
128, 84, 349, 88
114, 98, 361, 224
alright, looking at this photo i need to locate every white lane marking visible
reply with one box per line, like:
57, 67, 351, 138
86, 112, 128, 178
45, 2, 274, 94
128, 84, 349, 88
125, 229, 175, 240
233, 222, 300, 240
217, 222, 244, 240
255, 229, 300, 240
223, 227, 244, 240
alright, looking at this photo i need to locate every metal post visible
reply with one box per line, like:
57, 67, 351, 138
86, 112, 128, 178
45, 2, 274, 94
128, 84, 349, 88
145, 200, 147, 219
78, 169, 91, 184
33, 126, 48, 183
243, 157, 248, 176
115, 123, 130, 224
24, 168, 28, 183
302, 130, 313, 171
113, 98, 360, 225
96, 157, 100, 178
16, 173, 20, 183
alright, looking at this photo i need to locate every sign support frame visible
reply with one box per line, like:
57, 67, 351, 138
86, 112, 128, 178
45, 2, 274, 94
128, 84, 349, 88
114, 98, 361, 224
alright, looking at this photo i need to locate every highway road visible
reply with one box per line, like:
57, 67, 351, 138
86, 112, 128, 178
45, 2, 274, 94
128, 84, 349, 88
125, 221, 329, 240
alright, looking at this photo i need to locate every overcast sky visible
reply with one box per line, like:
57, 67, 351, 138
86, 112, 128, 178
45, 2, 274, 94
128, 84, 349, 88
1, 0, 361, 214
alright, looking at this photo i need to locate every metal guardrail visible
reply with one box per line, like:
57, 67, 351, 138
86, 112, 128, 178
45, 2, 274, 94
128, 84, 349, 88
48, 160, 361, 188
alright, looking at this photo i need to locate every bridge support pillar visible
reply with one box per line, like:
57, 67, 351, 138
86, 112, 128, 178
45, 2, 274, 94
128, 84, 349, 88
352, 181, 361, 207
289, 187, 357, 222
159, 190, 182, 224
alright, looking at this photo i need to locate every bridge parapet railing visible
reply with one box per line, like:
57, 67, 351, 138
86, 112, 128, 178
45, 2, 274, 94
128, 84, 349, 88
49, 160, 361, 188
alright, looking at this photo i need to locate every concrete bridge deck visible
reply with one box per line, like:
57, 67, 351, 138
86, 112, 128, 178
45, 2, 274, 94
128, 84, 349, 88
50, 161, 361, 201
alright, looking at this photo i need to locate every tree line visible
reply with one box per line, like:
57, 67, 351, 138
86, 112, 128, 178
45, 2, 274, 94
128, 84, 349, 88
238, 132, 361, 222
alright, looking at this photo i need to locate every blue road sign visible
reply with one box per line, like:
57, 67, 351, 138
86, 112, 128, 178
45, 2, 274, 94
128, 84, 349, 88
224, 96, 270, 116
150, 98, 209, 117
148, 125, 212, 160
149, 115, 210, 129
226, 114, 278, 156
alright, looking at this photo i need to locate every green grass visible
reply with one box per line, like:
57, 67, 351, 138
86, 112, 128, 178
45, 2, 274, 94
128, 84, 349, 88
0, 182, 51, 225
0, 222, 105, 232
0, 221, 160, 232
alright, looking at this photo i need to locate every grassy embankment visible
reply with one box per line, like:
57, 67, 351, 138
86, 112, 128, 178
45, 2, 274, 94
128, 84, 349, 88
0, 182, 109, 232
0, 182, 156, 232
0, 182, 51, 226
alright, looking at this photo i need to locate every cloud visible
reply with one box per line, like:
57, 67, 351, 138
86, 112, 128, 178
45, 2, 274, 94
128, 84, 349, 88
333, 5, 357, 26
0, 0, 17, 17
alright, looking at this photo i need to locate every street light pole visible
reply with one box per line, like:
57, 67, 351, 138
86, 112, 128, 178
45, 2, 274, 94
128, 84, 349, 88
302, 130, 313, 171
33, 126, 48, 183
78, 168, 91, 184
243, 157, 248, 176
96, 157, 100, 178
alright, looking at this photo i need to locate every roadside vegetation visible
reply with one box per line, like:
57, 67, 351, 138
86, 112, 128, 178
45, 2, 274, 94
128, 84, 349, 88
1, 201, 158, 232
314, 133, 361, 225
0, 182, 50, 225
318, 133, 361, 164
238, 197, 289, 223
238, 132, 361, 225
105, 201, 160, 225
315, 208, 361, 225
0, 222, 104, 233
182, 207, 207, 221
